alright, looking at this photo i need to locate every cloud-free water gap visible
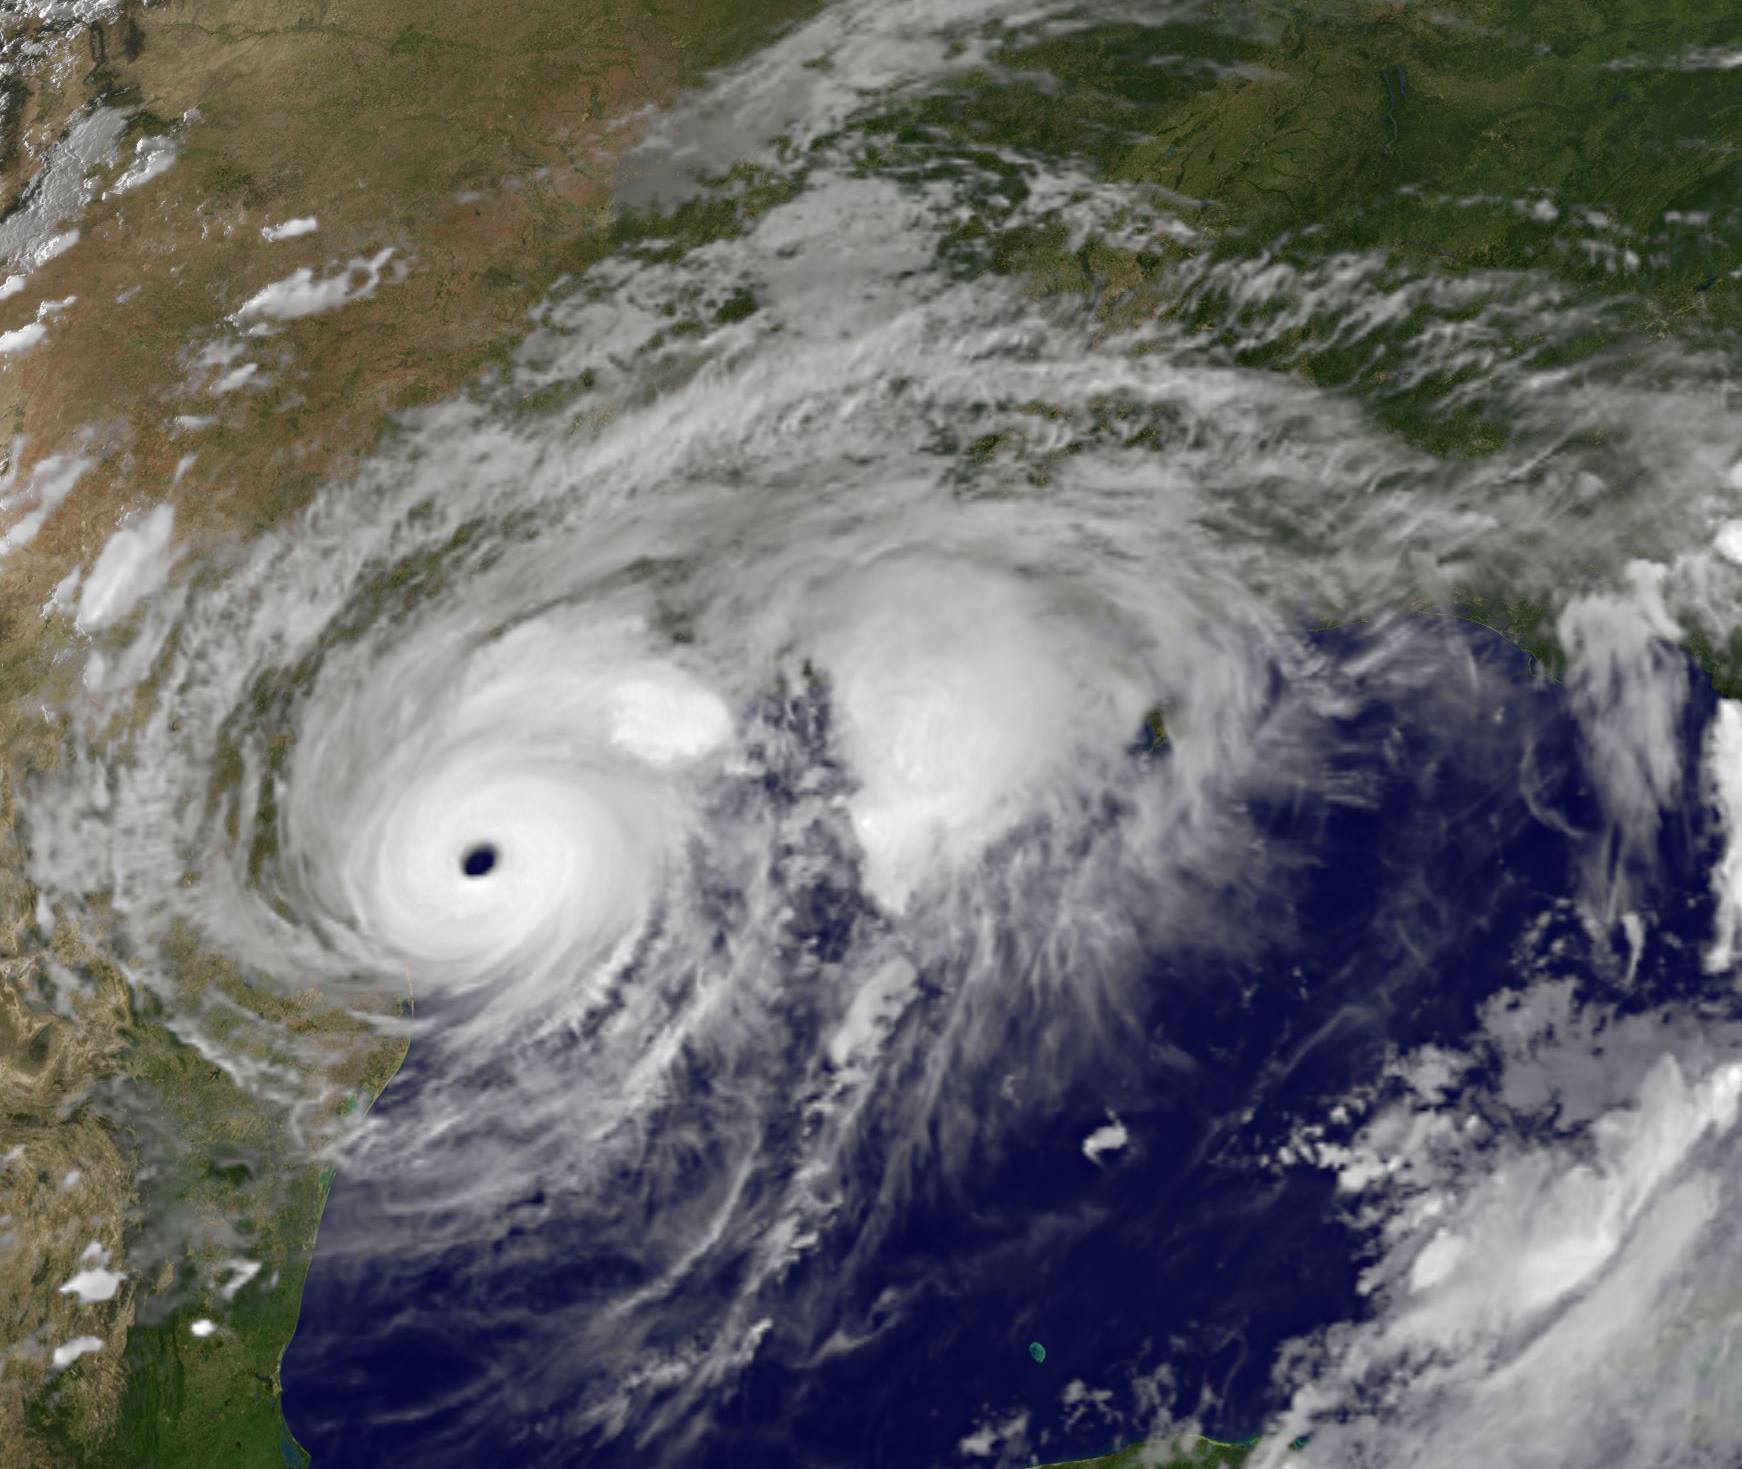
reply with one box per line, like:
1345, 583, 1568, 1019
275, 616, 1742, 1469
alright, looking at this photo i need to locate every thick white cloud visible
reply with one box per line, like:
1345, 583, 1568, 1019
1706, 699, 1742, 973
58, 1266, 124, 1303
106, 135, 178, 197
77, 503, 177, 632
231, 248, 394, 322
812, 554, 1144, 911
1265, 1031, 1742, 1469
50, 1336, 103, 1370
289, 609, 730, 1014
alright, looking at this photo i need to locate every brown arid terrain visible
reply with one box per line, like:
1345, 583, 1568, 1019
0, 0, 812, 1462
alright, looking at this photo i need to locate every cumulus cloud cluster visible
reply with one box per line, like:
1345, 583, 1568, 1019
1263, 986, 1742, 1469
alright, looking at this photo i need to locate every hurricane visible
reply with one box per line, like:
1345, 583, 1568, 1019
16, 1, 1742, 1467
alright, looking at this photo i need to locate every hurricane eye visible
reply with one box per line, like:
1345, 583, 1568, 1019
461, 843, 498, 879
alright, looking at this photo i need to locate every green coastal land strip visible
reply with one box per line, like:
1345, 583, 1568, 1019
1033, 1433, 1258, 1468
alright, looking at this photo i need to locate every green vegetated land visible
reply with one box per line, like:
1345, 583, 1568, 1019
1032, 1432, 1258, 1468
831, 0, 1742, 687
603, 0, 1742, 684
928, 1, 1742, 375
21, 933, 408, 1469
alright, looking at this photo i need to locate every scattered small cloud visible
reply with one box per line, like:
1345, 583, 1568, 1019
58, 1265, 124, 1303
50, 1336, 103, 1370
1605, 47, 1742, 72
1082, 1110, 1129, 1164
218, 1258, 260, 1299
261, 217, 319, 242
0, 321, 47, 357
231, 247, 395, 322
30, 229, 79, 270
0, 450, 90, 555
958, 1409, 1031, 1461
209, 362, 259, 395
0, 294, 79, 359
107, 136, 178, 198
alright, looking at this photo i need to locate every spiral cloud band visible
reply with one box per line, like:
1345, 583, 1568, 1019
21, 1, 1742, 1465
289, 609, 733, 1009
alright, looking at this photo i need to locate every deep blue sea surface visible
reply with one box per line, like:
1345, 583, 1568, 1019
283, 620, 1725, 1468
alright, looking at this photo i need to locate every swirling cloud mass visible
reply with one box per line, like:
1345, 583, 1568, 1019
21, 1, 1742, 1466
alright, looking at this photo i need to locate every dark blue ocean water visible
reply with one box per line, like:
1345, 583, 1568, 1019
282, 619, 1725, 1469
